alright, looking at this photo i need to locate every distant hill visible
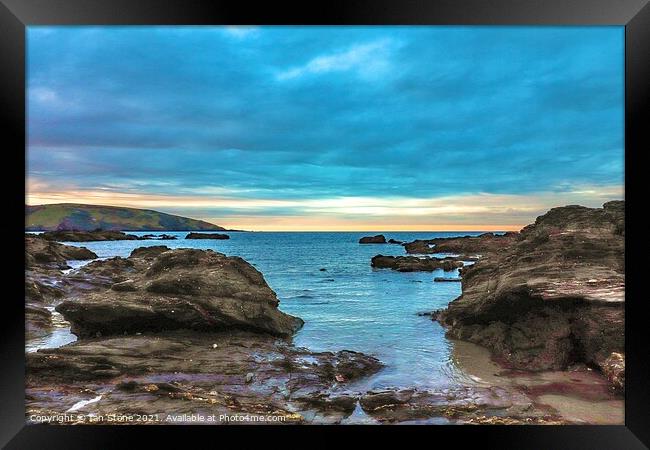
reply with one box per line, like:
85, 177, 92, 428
26, 203, 227, 231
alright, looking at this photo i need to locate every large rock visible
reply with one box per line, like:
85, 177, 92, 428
404, 232, 519, 256
371, 255, 463, 272
57, 248, 304, 338
437, 202, 625, 387
359, 235, 386, 244
26, 234, 97, 269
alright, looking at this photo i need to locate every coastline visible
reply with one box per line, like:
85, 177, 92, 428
24, 202, 624, 424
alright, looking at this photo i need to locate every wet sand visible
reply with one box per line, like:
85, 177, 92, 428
449, 339, 624, 424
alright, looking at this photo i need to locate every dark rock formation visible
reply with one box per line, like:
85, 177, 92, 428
434, 277, 462, 282
359, 235, 386, 244
26, 330, 383, 424
40, 230, 183, 242
26, 234, 97, 269
387, 238, 403, 244
41, 230, 142, 242
437, 202, 625, 389
185, 232, 230, 240
25, 235, 98, 340
404, 232, 519, 256
141, 234, 177, 240
56, 248, 304, 338
358, 386, 563, 424
371, 255, 463, 272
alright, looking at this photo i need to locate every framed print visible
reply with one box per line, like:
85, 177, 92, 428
1, 0, 649, 448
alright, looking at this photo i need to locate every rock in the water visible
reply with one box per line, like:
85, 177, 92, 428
404, 232, 518, 256
141, 234, 177, 240
437, 202, 625, 388
371, 255, 463, 272
185, 232, 230, 240
40, 230, 143, 242
387, 238, 403, 244
56, 248, 304, 338
359, 235, 386, 244
434, 277, 462, 282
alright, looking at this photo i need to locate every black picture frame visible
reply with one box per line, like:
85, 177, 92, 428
2, 0, 648, 447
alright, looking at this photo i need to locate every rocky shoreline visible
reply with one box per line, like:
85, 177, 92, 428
408, 202, 625, 392
24, 201, 625, 424
39, 230, 178, 242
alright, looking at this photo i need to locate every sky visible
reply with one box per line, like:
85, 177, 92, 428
26, 26, 624, 231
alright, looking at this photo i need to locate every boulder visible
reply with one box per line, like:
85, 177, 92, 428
57, 248, 304, 338
437, 202, 625, 387
26, 234, 97, 269
359, 235, 386, 244
371, 255, 463, 272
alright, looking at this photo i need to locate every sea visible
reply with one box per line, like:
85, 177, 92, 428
28, 230, 489, 390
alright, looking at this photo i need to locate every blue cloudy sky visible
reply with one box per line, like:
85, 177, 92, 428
27, 26, 623, 230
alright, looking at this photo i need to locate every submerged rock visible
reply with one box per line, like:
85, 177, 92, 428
359, 235, 386, 244
185, 232, 229, 240
371, 255, 463, 272
57, 248, 304, 338
434, 277, 462, 282
437, 202, 625, 388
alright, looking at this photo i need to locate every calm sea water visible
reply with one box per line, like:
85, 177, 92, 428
31, 231, 489, 389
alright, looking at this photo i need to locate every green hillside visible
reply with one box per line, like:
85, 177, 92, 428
26, 204, 227, 231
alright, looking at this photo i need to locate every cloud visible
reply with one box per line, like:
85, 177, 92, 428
26, 26, 624, 230
222, 26, 260, 39
276, 38, 396, 81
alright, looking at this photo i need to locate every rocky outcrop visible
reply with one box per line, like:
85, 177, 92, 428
371, 255, 463, 272
141, 234, 177, 240
359, 235, 386, 244
437, 202, 625, 388
26, 330, 382, 424
56, 248, 304, 338
185, 232, 230, 240
404, 232, 518, 256
41, 230, 142, 242
40, 230, 183, 242
25, 235, 97, 340
26, 234, 97, 269
358, 386, 563, 424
